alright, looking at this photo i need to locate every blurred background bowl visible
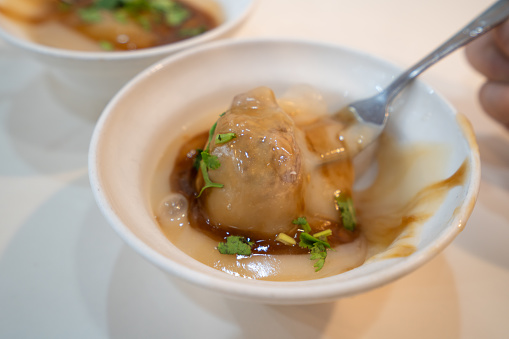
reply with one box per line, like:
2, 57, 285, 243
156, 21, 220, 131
0, 0, 255, 115
89, 38, 480, 304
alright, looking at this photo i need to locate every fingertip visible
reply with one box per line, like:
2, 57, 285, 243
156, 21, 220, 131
464, 33, 492, 75
465, 32, 509, 82
494, 19, 509, 58
479, 81, 509, 129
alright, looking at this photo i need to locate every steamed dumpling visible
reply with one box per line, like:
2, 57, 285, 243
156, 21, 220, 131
197, 86, 355, 239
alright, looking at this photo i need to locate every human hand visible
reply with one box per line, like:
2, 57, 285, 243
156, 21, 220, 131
465, 19, 509, 129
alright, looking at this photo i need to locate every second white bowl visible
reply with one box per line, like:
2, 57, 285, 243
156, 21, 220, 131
0, 0, 255, 109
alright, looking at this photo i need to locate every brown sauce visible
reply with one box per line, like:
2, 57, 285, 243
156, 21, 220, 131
169, 131, 360, 255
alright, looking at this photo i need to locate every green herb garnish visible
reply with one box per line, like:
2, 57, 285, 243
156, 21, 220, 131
179, 26, 207, 37
98, 40, 115, 50
335, 192, 357, 231
292, 217, 311, 233
293, 217, 332, 272
137, 15, 152, 30
196, 115, 230, 197
150, 0, 175, 11
299, 232, 331, 250
217, 236, 253, 256
72, 0, 193, 28
196, 151, 223, 197
309, 244, 328, 271
78, 7, 102, 22
164, 3, 190, 26
94, 0, 119, 10
201, 150, 220, 170
215, 132, 236, 144
113, 9, 129, 23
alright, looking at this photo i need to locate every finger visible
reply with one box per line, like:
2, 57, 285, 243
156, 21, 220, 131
494, 19, 509, 59
479, 81, 509, 129
465, 32, 509, 82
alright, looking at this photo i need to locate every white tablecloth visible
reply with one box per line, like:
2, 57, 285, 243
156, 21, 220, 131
1, 0, 508, 338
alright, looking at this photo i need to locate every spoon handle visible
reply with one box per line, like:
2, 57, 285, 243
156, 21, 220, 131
385, 0, 509, 102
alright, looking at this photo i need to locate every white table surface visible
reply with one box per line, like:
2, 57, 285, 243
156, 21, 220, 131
1, 0, 509, 338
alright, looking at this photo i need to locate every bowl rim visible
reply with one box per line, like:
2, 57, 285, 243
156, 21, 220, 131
88, 37, 481, 303
0, 0, 256, 61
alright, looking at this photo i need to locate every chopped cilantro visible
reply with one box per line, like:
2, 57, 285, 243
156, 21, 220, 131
335, 192, 357, 231
98, 40, 115, 50
164, 4, 190, 26
217, 236, 253, 256
196, 152, 223, 197
147, 0, 191, 26
299, 232, 331, 249
292, 217, 311, 233
78, 7, 102, 22
293, 217, 332, 271
207, 122, 217, 149
113, 9, 129, 23
150, 0, 175, 12
94, 0, 119, 10
121, 0, 149, 13
70, 0, 195, 31
137, 15, 152, 31
195, 114, 233, 197
310, 244, 327, 271
179, 26, 207, 37
215, 133, 236, 144
201, 151, 220, 170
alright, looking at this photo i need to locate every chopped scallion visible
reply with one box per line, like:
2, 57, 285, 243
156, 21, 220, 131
275, 233, 296, 246
215, 133, 236, 144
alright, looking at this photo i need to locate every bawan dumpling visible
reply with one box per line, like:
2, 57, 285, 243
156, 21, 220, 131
196, 87, 355, 240
198, 87, 304, 236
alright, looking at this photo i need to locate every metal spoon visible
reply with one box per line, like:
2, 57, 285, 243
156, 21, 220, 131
329, 0, 509, 161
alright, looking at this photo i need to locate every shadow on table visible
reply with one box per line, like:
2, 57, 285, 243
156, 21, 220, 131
475, 132, 509, 189
103, 244, 461, 339
1, 67, 106, 177
0, 174, 455, 339
453, 132, 509, 270
0, 174, 112, 338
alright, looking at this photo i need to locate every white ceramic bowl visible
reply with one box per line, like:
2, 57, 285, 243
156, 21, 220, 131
89, 38, 480, 304
0, 0, 254, 107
